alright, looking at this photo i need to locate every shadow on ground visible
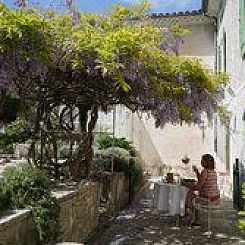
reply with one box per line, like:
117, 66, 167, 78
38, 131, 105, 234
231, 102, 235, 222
90, 179, 245, 245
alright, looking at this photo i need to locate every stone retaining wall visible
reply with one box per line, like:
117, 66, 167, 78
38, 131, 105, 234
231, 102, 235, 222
55, 182, 100, 243
104, 173, 129, 215
0, 210, 37, 245
0, 173, 129, 245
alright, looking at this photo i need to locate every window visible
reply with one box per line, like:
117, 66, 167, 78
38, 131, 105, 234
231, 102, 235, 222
225, 123, 230, 172
216, 46, 222, 71
216, 31, 227, 72
214, 115, 218, 153
240, 0, 245, 58
223, 31, 227, 72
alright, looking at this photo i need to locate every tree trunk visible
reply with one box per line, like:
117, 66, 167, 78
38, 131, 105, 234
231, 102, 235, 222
69, 105, 98, 181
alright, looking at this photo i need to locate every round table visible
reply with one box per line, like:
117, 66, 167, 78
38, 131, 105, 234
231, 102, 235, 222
153, 182, 188, 216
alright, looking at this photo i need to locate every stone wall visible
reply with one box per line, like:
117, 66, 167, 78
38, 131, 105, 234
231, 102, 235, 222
54, 182, 100, 243
0, 173, 129, 244
0, 210, 37, 245
99, 173, 129, 219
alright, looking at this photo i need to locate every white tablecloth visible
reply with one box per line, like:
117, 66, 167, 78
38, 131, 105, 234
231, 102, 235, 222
153, 182, 188, 216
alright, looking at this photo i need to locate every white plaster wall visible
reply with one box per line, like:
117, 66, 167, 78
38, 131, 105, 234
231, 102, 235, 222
216, 0, 245, 173
95, 105, 133, 141
180, 24, 215, 68
132, 114, 162, 172
139, 114, 216, 166
131, 21, 220, 174
229, 90, 245, 164
217, 0, 245, 92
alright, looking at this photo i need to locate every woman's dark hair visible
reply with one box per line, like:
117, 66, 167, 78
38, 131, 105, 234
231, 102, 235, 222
201, 154, 215, 170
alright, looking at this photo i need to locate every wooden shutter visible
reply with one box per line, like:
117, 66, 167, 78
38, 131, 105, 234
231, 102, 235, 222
240, 0, 245, 58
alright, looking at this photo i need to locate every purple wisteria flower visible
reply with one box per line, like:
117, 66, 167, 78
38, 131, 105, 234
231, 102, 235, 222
14, 0, 26, 7
71, 11, 79, 24
155, 99, 180, 128
65, 0, 73, 7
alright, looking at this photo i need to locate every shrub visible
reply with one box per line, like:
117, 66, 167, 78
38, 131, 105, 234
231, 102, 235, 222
131, 159, 143, 188
96, 133, 136, 156
93, 150, 143, 189
239, 182, 245, 230
3, 165, 50, 207
0, 165, 59, 244
0, 118, 31, 153
0, 182, 12, 216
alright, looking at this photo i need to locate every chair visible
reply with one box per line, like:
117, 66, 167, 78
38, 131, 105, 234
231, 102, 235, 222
193, 194, 234, 236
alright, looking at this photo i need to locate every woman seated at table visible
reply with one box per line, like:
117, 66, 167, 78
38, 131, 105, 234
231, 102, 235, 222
185, 154, 220, 225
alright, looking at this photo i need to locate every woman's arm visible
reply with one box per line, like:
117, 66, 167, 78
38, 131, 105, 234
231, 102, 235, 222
193, 166, 201, 181
195, 170, 207, 192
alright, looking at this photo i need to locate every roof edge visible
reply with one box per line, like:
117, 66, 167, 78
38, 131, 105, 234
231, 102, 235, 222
150, 9, 203, 19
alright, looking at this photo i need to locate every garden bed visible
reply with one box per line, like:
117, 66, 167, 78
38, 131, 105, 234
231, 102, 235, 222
0, 172, 133, 244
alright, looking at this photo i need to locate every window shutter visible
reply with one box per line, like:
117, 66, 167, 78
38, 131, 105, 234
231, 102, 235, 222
217, 46, 222, 71
240, 0, 245, 58
223, 32, 227, 71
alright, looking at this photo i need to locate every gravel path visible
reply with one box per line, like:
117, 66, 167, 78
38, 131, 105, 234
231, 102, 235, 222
90, 179, 245, 245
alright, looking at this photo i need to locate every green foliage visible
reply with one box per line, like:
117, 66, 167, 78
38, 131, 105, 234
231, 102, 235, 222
0, 3, 51, 57
0, 182, 12, 216
1, 2, 227, 93
3, 165, 50, 207
0, 118, 30, 153
0, 2, 229, 134
0, 2, 229, 180
113, 156, 143, 188
97, 133, 136, 156
0, 165, 59, 243
94, 150, 142, 189
239, 182, 245, 230
32, 196, 60, 242
217, 105, 231, 125
130, 159, 143, 188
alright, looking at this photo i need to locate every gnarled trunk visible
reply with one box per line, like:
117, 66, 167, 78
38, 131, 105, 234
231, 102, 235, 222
28, 101, 99, 182
69, 105, 98, 181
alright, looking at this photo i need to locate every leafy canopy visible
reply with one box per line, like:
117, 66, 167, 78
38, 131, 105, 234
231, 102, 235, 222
0, 2, 228, 127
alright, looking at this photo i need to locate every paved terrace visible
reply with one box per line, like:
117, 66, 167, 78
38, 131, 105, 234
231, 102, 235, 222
90, 178, 245, 245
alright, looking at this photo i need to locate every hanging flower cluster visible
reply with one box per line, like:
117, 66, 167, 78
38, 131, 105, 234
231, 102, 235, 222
0, 2, 228, 128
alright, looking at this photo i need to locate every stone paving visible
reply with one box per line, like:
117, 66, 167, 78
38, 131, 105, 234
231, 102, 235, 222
90, 179, 245, 245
